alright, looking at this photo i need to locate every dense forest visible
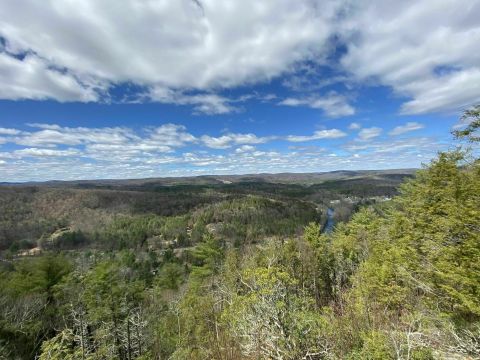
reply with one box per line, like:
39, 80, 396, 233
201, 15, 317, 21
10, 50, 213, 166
0, 169, 409, 254
0, 108, 479, 359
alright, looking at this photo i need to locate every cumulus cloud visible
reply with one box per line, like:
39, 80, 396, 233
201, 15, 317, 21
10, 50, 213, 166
0, 53, 101, 102
282, 63, 350, 92
13, 147, 82, 157
279, 93, 355, 117
0, 121, 452, 182
344, 137, 442, 155
235, 145, 256, 153
0, 0, 338, 103
348, 122, 361, 130
0, 127, 21, 135
148, 124, 196, 147
340, 0, 480, 114
389, 122, 424, 136
1, 123, 349, 158
0, 0, 478, 115
201, 133, 271, 149
15, 124, 137, 147
147, 88, 238, 115
80, 124, 197, 161
285, 129, 347, 142
0, 121, 373, 181
1, 123, 352, 169
3, 137, 446, 182
399, 68, 480, 114
357, 127, 382, 141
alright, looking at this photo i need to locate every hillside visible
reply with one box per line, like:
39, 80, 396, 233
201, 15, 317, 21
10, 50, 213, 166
0, 170, 412, 253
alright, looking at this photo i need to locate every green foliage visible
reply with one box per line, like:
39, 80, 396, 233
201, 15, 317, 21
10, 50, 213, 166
156, 262, 184, 290
0, 254, 72, 358
190, 233, 224, 280
393, 150, 480, 318
348, 331, 393, 360
37, 329, 81, 360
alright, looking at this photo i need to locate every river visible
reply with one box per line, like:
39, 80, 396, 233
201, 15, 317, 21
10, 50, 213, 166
323, 208, 335, 233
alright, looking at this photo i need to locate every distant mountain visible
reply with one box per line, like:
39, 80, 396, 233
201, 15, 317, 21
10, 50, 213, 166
0, 169, 417, 188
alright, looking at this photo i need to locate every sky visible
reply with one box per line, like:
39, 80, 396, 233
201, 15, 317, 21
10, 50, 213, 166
0, 0, 479, 182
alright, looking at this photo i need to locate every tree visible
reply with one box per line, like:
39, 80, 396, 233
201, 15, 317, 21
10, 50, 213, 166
453, 104, 480, 142
190, 233, 224, 280
0, 255, 72, 358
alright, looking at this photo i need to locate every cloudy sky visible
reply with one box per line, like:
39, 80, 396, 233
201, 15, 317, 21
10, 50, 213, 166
0, 0, 479, 181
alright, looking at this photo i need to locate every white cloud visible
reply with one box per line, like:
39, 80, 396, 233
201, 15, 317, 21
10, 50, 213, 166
0, 127, 21, 135
2, 123, 197, 163
147, 88, 238, 115
389, 122, 424, 136
148, 124, 196, 147
200, 128, 347, 148
80, 124, 196, 160
340, 0, 480, 114
0, 0, 339, 102
235, 145, 256, 153
6, 139, 436, 182
279, 93, 355, 117
344, 137, 442, 155
348, 122, 361, 130
285, 129, 346, 142
0, 118, 460, 182
282, 63, 350, 92
15, 124, 137, 147
0, 122, 355, 175
357, 127, 382, 141
14, 147, 81, 157
1, 123, 349, 158
400, 68, 480, 114
0, 53, 101, 102
201, 133, 271, 149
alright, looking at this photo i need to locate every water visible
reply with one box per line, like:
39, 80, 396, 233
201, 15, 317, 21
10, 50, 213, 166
323, 208, 335, 233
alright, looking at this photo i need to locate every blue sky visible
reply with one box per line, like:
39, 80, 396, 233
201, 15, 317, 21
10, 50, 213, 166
0, 0, 479, 181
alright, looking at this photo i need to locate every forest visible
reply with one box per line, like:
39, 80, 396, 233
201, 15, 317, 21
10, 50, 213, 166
0, 108, 479, 359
